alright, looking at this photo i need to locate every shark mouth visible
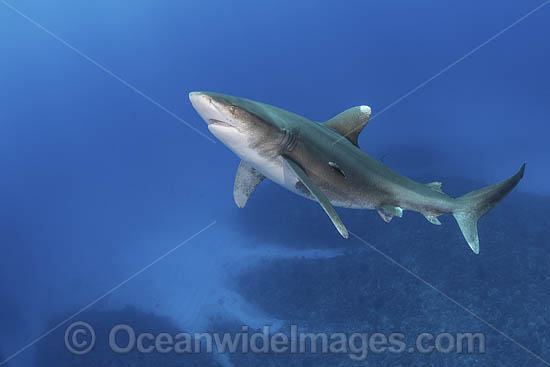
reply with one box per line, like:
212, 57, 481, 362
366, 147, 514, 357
208, 119, 234, 128
207, 119, 243, 134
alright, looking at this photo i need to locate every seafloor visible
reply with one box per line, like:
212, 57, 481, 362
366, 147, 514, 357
28, 175, 549, 366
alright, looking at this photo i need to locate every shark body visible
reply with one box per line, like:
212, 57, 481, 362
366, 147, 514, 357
190, 91, 525, 253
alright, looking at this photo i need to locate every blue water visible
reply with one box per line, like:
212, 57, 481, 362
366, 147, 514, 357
1, 1, 549, 366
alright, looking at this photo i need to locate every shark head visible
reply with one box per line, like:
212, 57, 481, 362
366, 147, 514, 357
189, 91, 287, 160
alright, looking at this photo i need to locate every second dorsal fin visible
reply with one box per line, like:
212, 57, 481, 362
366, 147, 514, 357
324, 105, 371, 147
426, 181, 445, 194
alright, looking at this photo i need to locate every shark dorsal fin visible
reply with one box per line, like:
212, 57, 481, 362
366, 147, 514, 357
324, 106, 372, 147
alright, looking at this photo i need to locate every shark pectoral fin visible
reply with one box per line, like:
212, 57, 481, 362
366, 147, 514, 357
233, 160, 265, 208
424, 214, 442, 225
282, 156, 349, 239
377, 205, 403, 223
324, 105, 371, 147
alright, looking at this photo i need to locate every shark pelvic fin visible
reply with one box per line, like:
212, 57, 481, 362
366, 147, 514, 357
233, 160, 265, 208
324, 105, 371, 147
283, 156, 349, 238
377, 209, 392, 223
377, 205, 403, 223
426, 181, 445, 194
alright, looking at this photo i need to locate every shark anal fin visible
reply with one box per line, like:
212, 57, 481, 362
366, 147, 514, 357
324, 106, 371, 147
425, 215, 442, 225
234, 160, 265, 208
282, 156, 349, 239
377, 205, 403, 223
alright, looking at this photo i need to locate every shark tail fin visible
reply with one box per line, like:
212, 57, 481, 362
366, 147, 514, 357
452, 163, 525, 254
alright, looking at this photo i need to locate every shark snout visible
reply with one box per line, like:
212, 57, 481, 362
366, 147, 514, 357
189, 91, 227, 125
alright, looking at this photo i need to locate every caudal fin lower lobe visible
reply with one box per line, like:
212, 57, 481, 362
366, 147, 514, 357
453, 164, 525, 254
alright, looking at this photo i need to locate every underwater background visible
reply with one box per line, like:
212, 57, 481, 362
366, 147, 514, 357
1, 0, 549, 366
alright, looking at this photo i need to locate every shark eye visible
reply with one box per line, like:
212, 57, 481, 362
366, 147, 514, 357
229, 105, 238, 114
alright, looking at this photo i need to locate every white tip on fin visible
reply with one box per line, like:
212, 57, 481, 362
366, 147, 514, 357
377, 205, 403, 223
324, 106, 372, 147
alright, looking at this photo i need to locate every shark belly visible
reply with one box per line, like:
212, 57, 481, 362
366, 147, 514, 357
209, 124, 308, 199
247, 154, 310, 199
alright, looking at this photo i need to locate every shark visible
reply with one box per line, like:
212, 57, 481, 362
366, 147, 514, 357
189, 91, 525, 254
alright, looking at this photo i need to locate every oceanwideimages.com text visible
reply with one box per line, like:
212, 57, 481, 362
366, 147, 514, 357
65, 322, 485, 361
